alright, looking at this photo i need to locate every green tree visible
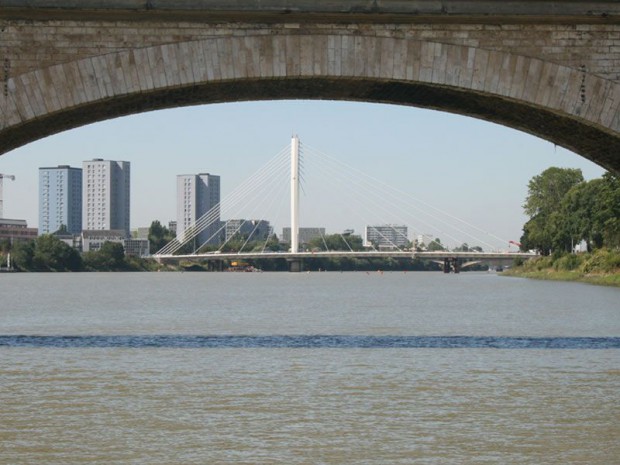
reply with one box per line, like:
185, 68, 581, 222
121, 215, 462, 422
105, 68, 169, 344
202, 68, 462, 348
32, 235, 82, 271
148, 220, 175, 254
521, 167, 584, 255
262, 235, 283, 252
0, 238, 11, 260
11, 240, 35, 271
452, 243, 483, 252
83, 241, 127, 271
53, 224, 69, 235
521, 214, 552, 255
427, 238, 444, 251
555, 179, 602, 252
219, 237, 246, 253
523, 167, 584, 217
595, 172, 620, 248
550, 172, 620, 252
307, 233, 364, 251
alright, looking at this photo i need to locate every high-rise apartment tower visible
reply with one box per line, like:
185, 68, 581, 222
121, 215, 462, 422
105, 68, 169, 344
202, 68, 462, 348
38, 165, 82, 235
177, 173, 221, 247
82, 159, 130, 236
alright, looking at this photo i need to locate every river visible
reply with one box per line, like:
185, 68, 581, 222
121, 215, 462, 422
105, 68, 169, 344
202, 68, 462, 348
1, 271, 618, 464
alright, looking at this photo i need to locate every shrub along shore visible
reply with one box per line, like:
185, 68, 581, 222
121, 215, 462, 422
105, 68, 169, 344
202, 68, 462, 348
503, 249, 620, 287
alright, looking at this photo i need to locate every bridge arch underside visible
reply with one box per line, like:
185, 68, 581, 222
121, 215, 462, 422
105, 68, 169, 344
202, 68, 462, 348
2, 36, 619, 173
4, 77, 619, 171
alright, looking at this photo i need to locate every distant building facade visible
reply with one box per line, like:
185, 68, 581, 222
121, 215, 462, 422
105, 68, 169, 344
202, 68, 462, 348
168, 221, 177, 235
365, 225, 409, 249
416, 234, 435, 250
81, 229, 149, 256
176, 173, 221, 247
134, 227, 150, 240
38, 165, 82, 235
81, 229, 126, 252
53, 230, 82, 251
225, 219, 272, 242
0, 219, 38, 242
282, 227, 325, 245
124, 238, 150, 257
83, 159, 130, 236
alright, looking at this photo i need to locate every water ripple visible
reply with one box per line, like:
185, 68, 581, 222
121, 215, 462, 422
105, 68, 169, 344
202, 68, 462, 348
0, 335, 618, 349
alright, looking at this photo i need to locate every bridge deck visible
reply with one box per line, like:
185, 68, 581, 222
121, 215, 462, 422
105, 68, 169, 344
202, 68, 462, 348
2, 1, 619, 24
154, 251, 537, 261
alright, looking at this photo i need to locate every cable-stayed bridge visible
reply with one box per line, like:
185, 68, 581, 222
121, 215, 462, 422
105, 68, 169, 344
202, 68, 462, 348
153, 136, 537, 272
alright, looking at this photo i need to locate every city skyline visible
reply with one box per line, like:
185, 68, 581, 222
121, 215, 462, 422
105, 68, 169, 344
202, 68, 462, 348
0, 100, 607, 250
35, 161, 413, 249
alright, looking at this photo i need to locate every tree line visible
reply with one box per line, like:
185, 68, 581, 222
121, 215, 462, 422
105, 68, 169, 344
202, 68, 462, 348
0, 236, 153, 272
520, 168, 620, 255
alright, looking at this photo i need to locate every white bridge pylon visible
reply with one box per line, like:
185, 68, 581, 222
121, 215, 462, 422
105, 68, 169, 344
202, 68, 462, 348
290, 135, 300, 254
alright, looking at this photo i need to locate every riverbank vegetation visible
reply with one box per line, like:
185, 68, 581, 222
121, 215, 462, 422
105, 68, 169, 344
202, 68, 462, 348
0, 235, 164, 272
505, 248, 620, 286
507, 167, 620, 286
520, 168, 619, 254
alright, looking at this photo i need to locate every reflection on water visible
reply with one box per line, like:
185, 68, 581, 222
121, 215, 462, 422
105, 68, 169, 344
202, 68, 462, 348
1, 272, 619, 464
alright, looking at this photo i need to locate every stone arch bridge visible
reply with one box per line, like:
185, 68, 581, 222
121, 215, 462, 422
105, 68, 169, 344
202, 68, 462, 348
1, 1, 620, 173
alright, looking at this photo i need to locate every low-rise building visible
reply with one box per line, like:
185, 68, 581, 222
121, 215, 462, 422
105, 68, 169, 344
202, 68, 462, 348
134, 227, 150, 240
0, 219, 38, 242
281, 227, 325, 245
81, 229, 126, 253
82, 230, 150, 257
53, 230, 82, 251
365, 224, 409, 249
124, 238, 150, 257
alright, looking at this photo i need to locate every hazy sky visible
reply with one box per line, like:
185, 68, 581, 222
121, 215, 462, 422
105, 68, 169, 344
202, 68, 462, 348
0, 100, 606, 250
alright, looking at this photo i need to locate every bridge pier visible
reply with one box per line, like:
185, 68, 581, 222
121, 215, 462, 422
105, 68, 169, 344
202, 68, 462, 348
443, 258, 460, 274
287, 259, 304, 273
209, 260, 224, 272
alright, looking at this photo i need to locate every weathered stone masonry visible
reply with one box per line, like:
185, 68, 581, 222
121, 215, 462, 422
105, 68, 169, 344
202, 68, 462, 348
4, 21, 620, 82
1, 2, 620, 173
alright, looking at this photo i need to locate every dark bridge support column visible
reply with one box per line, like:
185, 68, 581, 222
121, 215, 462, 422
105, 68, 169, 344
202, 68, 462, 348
287, 259, 304, 273
443, 258, 460, 274
209, 260, 223, 272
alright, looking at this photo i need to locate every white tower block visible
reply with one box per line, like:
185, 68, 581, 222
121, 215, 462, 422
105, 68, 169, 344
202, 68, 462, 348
0, 174, 16, 219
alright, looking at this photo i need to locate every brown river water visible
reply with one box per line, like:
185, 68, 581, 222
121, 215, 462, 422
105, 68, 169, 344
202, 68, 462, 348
1, 272, 618, 464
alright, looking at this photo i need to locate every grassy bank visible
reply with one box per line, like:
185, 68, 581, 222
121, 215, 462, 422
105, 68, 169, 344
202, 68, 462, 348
503, 248, 620, 287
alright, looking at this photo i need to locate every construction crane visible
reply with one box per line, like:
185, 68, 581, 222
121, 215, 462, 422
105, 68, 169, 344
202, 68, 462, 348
0, 173, 16, 219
